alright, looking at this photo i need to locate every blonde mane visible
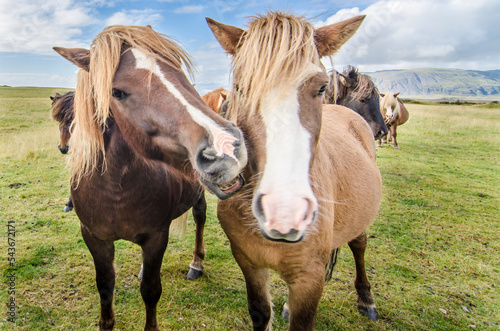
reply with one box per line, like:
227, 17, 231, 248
70, 25, 194, 186
228, 12, 322, 119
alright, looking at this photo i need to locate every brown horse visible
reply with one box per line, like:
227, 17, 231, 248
50, 91, 74, 154
207, 12, 381, 330
201, 87, 230, 114
379, 92, 409, 149
50, 91, 75, 212
326, 66, 388, 140
53, 25, 247, 330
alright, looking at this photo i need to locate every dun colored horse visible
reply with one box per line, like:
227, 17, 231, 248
326, 66, 388, 139
53, 25, 247, 330
201, 87, 230, 114
379, 92, 409, 149
207, 12, 381, 330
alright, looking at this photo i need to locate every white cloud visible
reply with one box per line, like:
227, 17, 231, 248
106, 9, 163, 26
316, 0, 500, 72
173, 5, 205, 14
0, 0, 97, 54
190, 43, 232, 94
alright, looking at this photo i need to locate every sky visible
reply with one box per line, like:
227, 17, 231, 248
0, 0, 499, 93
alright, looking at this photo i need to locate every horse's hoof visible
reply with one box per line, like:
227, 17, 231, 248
393, 146, 400, 150
185, 267, 203, 280
358, 304, 378, 321
63, 205, 73, 212
281, 302, 289, 321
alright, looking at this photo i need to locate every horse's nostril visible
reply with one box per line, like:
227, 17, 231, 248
201, 147, 218, 161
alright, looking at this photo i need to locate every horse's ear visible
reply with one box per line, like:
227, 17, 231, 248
53, 47, 90, 71
206, 17, 245, 55
220, 90, 229, 99
50, 96, 55, 101
394, 92, 400, 97
314, 15, 365, 57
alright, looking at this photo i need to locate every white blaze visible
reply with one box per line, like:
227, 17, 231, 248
131, 48, 238, 162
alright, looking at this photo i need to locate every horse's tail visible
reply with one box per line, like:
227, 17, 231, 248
325, 248, 340, 281
170, 211, 189, 238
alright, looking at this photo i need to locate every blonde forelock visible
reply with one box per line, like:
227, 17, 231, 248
229, 12, 321, 118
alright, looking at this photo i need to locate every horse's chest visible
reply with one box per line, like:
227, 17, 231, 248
72, 167, 198, 241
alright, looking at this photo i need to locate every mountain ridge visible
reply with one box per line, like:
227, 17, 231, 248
366, 68, 500, 100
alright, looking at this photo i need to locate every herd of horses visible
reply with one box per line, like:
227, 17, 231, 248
49, 12, 409, 331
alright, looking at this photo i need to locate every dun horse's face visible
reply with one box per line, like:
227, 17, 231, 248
248, 70, 327, 243
207, 15, 365, 242
380, 92, 400, 120
53, 45, 247, 200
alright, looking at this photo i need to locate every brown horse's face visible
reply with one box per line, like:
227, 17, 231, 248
54, 46, 247, 200
207, 15, 365, 242
50, 93, 71, 154
58, 124, 71, 154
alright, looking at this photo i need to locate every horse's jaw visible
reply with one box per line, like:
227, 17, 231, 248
200, 172, 245, 200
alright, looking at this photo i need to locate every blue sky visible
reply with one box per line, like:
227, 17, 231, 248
0, 0, 499, 93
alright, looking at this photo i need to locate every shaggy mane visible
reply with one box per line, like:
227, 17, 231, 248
325, 66, 378, 104
71, 25, 194, 186
50, 91, 75, 127
228, 12, 321, 119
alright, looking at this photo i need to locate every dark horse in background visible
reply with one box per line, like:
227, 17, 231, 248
53, 25, 247, 330
325, 66, 387, 140
324, 65, 387, 322
50, 91, 75, 212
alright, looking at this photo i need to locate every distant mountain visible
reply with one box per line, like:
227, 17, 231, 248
366, 68, 500, 100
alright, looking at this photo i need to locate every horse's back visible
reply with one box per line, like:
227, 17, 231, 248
314, 104, 381, 248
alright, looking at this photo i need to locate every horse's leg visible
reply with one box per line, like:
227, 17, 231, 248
347, 232, 378, 320
186, 195, 207, 280
390, 125, 398, 149
140, 234, 169, 331
80, 225, 116, 330
235, 254, 272, 331
285, 265, 324, 331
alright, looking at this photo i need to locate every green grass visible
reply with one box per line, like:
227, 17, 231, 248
1, 87, 499, 330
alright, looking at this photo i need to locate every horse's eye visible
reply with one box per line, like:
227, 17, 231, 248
318, 84, 328, 96
112, 88, 128, 100
360, 98, 366, 103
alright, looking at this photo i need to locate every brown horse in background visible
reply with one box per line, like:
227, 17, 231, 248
379, 92, 409, 149
201, 87, 230, 114
53, 25, 247, 330
207, 12, 381, 330
50, 91, 75, 212
50, 91, 74, 154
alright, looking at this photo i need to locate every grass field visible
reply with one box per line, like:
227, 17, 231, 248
0, 86, 499, 330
